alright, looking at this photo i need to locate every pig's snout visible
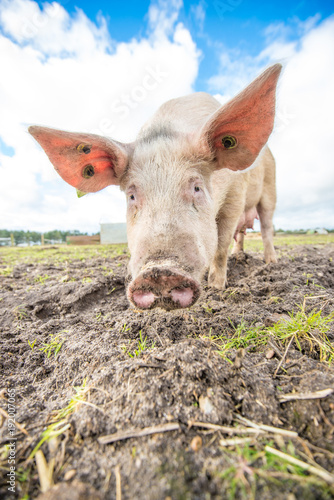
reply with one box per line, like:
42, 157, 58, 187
127, 266, 201, 310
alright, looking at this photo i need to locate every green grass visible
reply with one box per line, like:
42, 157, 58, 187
81, 277, 92, 283
121, 323, 130, 333
218, 440, 334, 500
34, 274, 51, 284
28, 339, 37, 349
122, 330, 156, 357
0, 265, 13, 276
13, 305, 28, 321
205, 305, 334, 365
29, 378, 89, 460
0, 234, 332, 271
39, 331, 67, 358
214, 320, 269, 361
202, 303, 213, 314
242, 232, 334, 253
0, 243, 128, 269
269, 305, 334, 363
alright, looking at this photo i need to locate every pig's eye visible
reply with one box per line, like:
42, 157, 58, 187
129, 194, 135, 201
222, 135, 237, 149
194, 186, 201, 193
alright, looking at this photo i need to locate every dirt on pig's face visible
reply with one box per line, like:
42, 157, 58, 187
120, 134, 218, 310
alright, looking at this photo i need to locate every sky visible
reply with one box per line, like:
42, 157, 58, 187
0, 0, 333, 233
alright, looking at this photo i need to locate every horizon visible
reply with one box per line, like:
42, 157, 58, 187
1, 226, 333, 238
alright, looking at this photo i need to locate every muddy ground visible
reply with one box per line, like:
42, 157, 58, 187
0, 239, 334, 500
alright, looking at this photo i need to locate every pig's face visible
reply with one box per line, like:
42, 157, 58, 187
28, 64, 281, 310
121, 137, 218, 309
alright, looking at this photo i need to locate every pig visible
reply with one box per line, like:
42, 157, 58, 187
29, 63, 281, 310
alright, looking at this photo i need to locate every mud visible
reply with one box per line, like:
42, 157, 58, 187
0, 242, 334, 499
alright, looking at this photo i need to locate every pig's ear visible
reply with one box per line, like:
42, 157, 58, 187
28, 126, 131, 192
201, 64, 282, 171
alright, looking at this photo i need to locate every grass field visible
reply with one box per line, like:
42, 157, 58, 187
0, 233, 333, 271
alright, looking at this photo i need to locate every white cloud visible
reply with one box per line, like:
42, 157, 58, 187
269, 16, 334, 230
210, 15, 334, 230
0, 0, 200, 232
190, 2, 206, 33
208, 51, 261, 98
0, 0, 111, 56
263, 14, 321, 44
148, 0, 183, 39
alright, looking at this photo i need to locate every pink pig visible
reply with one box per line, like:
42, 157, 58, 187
29, 64, 281, 310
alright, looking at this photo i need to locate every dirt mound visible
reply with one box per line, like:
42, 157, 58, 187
1, 243, 334, 499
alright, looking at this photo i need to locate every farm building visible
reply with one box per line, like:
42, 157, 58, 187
100, 223, 127, 244
0, 237, 11, 246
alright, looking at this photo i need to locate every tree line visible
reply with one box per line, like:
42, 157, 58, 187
0, 229, 91, 245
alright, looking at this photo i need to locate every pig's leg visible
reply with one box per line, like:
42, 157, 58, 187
232, 231, 244, 254
257, 153, 277, 264
208, 208, 243, 289
258, 205, 277, 263
257, 199, 277, 263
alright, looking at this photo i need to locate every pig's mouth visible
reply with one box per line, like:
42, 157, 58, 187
127, 266, 201, 310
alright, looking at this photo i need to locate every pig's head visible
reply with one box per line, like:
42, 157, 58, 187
29, 64, 281, 310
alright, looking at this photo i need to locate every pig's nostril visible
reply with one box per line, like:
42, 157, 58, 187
132, 290, 155, 309
171, 287, 194, 307
128, 267, 201, 310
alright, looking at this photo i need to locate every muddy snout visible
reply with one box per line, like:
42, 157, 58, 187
127, 266, 201, 310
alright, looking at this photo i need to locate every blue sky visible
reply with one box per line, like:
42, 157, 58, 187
32, 0, 334, 90
0, 0, 333, 232
45, 0, 333, 44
